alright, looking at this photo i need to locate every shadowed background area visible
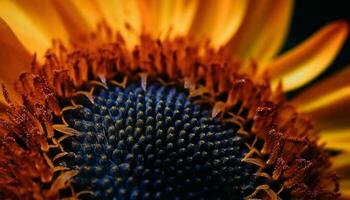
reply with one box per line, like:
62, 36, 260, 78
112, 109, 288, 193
284, 0, 350, 98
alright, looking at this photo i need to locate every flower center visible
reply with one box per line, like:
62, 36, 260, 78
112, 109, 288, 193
58, 79, 257, 199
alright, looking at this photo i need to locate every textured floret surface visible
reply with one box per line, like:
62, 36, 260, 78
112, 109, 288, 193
60, 81, 256, 200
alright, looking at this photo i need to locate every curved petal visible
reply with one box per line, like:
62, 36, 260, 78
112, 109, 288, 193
96, 0, 141, 46
292, 67, 350, 149
0, 0, 51, 56
138, 0, 199, 39
0, 18, 31, 103
332, 152, 350, 171
320, 128, 350, 152
169, 0, 199, 37
50, 0, 93, 40
12, 0, 69, 44
307, 98, 350, 153
309, 97, 350, 153
332, 153, 350, 199
296, 87, 350, 116
138, 0, 162, 35
340, 180, 350, 200
189, 0, 247, 47
292, 67, 350, 111
225, 0, 292, 61
69, 0, 105, 29
266, 20, 349, 91
96, 0, 141, 32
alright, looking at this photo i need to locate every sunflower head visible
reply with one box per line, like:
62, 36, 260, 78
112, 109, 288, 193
0, 1, 349, 200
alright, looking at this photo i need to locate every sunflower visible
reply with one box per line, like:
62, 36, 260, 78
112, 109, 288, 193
0, 0, 349, 199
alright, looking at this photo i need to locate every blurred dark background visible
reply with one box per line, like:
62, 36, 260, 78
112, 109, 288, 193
283, 0, 350, 98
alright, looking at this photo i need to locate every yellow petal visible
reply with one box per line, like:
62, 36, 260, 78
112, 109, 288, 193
267, 20, 349, 91
296, 87, 349, 130
320, 128, 350, 152
307, 97, 350, 153
331, 152, 350, 171
50, 0, 93, 40
12, 0, 69, 45
97, 0, 140, 32
296, 87, 350, 115
138, 0, 198, 39
0, 18, 31, 103
225, 0, 292, 61
138, 0, 164, 36
69, 0, 104, 29
169, 0, 199, 37
189, 0, 247, 47
330, 147, 350, 199
293, 67, 350, 112
303, 93, 350, 154
96, 0, 140, 46
340, 180, 350, 200
0, 0, 51, 56
292, 68, 350, 149
332, 152, 350, 199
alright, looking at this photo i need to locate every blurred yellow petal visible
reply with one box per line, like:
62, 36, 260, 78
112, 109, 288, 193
138, 0, 164, 36
340, 180, 350, 200
293, 67, 350, 110
97, 0, 140, 32
169, 0, 199, 37
96, 0, 140, 46
292, 67, 350, 194
320, 129, 350, 152
0, 0, 51, 56
299, 86, 350, 130
332, 152, 350, 171
303, 95, 350, 153
328, 141, 350, 199
267, 20, 349, 91
138, 0, 198, 39
189, 0, 247, 47
225, 0, 292, 62
297, 87, 350, 114
292, 68, 350, 149
0, 18, 31, 103
69, 0, 104, 29
13, 0, 69, 45
50, 0, 93, 40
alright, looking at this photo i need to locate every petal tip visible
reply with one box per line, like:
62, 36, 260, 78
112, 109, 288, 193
331, 19, 349, 38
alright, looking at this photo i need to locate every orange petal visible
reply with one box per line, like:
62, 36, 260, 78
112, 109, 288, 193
69, 0, 104, 29
0, 18, 31, 103
340, 180, 350, 200
330, 151, 350, 199
309, 96, 350, 153
331, 152, 350, 172
135, 0, 159, 35
189, 0, 246, 47
169, 0, 199, 37
320, 128, 350, 152
292, 67, 350, 111
138, 0, 198, 39
96, 0, 141, 46
12, 0, 69, 45
105, 0, 141, 33
266, 20, 349, 91
50, 0, 93, 40
300, 88, 350, 154
0, 1, 51, 56
225, 0, 293, 62
292, 67, 350, 138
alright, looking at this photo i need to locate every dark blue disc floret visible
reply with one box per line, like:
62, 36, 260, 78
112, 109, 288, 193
60, 81, 257, 200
